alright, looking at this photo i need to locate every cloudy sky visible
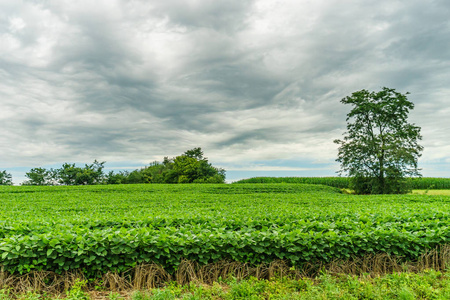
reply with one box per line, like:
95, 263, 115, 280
1, 0, 449, 183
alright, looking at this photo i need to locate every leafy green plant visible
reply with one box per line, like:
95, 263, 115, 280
66, 279, 89, 300
228, 277, 266, 299
0, 289, 11, 300
19, 291, 43, 300
131, 291, 150, 300
107, 292, 122, 300
149, 289, 176, 300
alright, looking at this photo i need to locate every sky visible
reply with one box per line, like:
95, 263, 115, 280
1, 0, 449, 184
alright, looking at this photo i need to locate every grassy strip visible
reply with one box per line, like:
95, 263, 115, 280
0, 269, 449, 299
411, 190, 450, 196
128, 270, 450, 300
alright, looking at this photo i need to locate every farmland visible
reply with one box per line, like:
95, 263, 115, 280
0, 183, 449, 282
235, 176, 450, 189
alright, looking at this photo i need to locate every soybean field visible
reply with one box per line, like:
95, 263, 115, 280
0, 183, 449, 278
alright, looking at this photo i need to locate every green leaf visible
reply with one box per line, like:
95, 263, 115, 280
49, 239, 59, 247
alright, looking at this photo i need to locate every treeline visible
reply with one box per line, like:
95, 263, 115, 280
23, 160, 105, 186
0, 148, 225, 186
105, 148, 225, 184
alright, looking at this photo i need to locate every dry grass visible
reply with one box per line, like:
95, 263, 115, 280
326, 245, 450, 276
0, 268, 87, 296
0, 245, 449, 295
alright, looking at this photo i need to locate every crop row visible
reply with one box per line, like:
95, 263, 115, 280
1, 223, 449, 276
1, 208, 449, 238
234, 177, 351, 188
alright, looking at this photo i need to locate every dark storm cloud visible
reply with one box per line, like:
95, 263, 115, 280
0, 0, 449, 180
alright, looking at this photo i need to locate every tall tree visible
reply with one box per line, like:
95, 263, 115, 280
114, 148, 226, 184
334, 87, 423, 194
173, 148, 225, 183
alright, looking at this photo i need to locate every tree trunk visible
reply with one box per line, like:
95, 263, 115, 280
379, 149, 385, 194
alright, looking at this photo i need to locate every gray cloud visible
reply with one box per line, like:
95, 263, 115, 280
0, 0, 449, 182
151, 0, 254, 32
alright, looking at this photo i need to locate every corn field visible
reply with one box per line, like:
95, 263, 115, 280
234, 177, 450, 189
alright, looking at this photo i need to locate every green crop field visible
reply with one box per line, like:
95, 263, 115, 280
234, 176, 450, 189
0, 183, 449, 279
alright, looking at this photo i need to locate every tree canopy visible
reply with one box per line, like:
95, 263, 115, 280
136, 147, 226, 184
24, 161, 105, 186
24, 167, 54, 186
0, 170, 13, 185
334, 87, 423, 194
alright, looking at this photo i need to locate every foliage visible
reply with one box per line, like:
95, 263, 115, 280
23, 167, 56, 186
57, 160, 105, 185
20, 148, 225, 186
0, 184, 449, 276
152, 271, 449, 300
334, 87, 423, 194
66, 279, 89, 300
105, 170, 130, 185
0, 270, 449, 299
106, 148, 226, 184
22, 161, 106, 186
140, 161, 171, 183
172, 148, 225, 183
0, 170, 12, 186
409, 177, 450, 189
